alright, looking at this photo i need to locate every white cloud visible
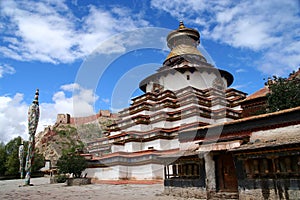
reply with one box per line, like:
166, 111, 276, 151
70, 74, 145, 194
232, 81, 252, 90
0, 93, 28, 143
151, 0, 300, 76
60, 83, 81, 91
260, 42, 300, 76
102, 98, 110, 104
53, 83, 99, 117
79, 5, 148, 56
0, 0, 149, 64
1, 0, 77, 64
0, 64, 16, 78
235, 68, 247, 73
0, 83, 99, 143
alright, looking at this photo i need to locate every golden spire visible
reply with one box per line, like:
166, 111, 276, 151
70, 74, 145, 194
179, 21, 185, 29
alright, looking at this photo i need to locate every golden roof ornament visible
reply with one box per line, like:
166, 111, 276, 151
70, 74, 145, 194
164, 21, 206, 64
179, 21, 185, 29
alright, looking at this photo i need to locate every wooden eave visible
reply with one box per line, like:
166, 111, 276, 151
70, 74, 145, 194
179, 106, 300, 143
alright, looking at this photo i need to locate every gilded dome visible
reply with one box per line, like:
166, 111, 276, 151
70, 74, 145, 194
164, 21, 206, 64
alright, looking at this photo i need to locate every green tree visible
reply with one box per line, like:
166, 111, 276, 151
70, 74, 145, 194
57, 153, 87, 178
0, 142, 7, 176
32, 150, 45, 173
267, 76, 300, 112
4, 137, 22, 176
4, 137, 45, 177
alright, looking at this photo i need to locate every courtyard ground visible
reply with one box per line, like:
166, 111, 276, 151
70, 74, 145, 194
0, 177, 193, 200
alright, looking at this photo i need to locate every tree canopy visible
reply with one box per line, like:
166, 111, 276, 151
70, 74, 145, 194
0, 142, 7, 176
0, 136, 45, 178
267, 76, 300, 112
4, 137, 23, 176
56, 152, 87, 178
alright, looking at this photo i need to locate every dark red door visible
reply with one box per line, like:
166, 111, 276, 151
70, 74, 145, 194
216, 153, 238, 192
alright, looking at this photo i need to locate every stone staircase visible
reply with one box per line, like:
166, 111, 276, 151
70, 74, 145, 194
209, 192, 239, 199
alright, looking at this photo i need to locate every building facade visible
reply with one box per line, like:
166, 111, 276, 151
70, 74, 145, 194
162, 106, 300, 199
85, 22, 246, 180
81, 22, 300, 199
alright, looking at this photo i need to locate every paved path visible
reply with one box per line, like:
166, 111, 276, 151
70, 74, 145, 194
0, 177, 190, 200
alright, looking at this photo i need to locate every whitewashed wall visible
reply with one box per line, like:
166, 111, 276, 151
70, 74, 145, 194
146, 70, 227, 92
250, 124, 300, 142
85, 164, 164, 180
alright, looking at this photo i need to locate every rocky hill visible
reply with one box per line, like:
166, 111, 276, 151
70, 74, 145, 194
35, 112, 116, 167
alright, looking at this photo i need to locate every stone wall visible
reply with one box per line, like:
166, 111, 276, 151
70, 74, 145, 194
239, 188, 300, 200
67, 178, 92, 186
55, 110, 117, 125
164, 186, 207, 199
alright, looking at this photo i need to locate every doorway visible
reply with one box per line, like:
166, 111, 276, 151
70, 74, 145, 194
215, 153, 238, 192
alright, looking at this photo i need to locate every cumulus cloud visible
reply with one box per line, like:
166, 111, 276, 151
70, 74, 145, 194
0, 93, 28, 143
0, 83, 99, 143
52, 83, 99, 117
0, 0, 77, 64
0, 0, 149, 64
151, 0, 300, 76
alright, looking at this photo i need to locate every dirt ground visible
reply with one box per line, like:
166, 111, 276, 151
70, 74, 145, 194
0, 177, 193, 200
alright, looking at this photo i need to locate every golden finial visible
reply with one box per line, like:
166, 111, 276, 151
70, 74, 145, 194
179, 21, 185, 29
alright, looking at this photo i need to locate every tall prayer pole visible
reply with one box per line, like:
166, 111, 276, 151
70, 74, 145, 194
24, 89, 40, 186
19, 139, 24, 179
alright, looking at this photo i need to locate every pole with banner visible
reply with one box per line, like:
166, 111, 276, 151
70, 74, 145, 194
19, 138, 24, 179
24, 89, 40, 186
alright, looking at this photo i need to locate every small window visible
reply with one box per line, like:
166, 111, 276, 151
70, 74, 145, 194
187, 75, 190, 80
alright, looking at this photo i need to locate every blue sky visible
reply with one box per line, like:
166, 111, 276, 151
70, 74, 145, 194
0, 0, 299, 143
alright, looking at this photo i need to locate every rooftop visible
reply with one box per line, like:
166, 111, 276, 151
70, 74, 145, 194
243, 86, 269, 101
